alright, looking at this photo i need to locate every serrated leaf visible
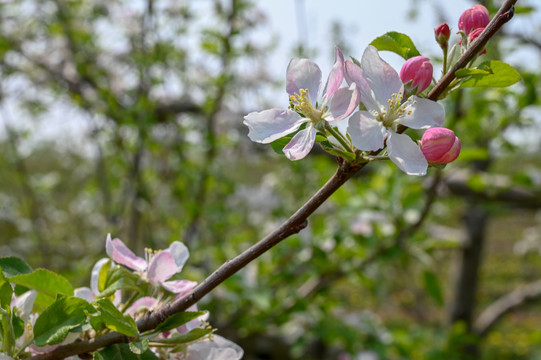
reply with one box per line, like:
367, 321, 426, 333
129, 338, 149, 355
0, 257, 33, 277
423, 271, 443, 306
459, 60, 521, 88
98, 260, 113, 293
153, 311, 206, 334
98, 266, 142, 298
10, 269, 73, 299
96, 299, 139, 337
97, 343, 159, 360
455, 68, 492, 77
370, 31, 421, 59
151, 328, 214, 345
33, 296, 91, 346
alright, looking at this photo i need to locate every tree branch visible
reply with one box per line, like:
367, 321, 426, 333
474, 280, 541, 338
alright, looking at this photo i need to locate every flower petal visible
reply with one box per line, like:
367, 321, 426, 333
148, 251, 178, 282
74, 287, 94, 302
244, 109, 305, 144
168, 241, 189, 270
397, 96, 445, 129
387, 132, 428, 176
321, 47, 345, 101
324, 82, 360, 122
282, 125, 317, 160
126, 296, 158, 317
187, 335, 244, 360
286, 58, 322, 104
361, 46, 403, 107
105, 234, 147, 272
345, 60, 380, 113
347, 111, 385, 151
90, 258, 110, 294
162, 279, 197, 294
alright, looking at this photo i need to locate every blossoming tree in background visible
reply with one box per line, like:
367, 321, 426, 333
0, 1, 533, 359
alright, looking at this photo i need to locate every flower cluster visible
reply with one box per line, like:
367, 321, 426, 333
244, 44, 460, 176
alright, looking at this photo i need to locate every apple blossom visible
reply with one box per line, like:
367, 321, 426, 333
345, 46, 445, 175
468, 27, 487, 55
421, 127, 461, 165
105, 234, 193, 293
399, 56, 433, 94
244, 47, 359, 160
458, 4, 490, 35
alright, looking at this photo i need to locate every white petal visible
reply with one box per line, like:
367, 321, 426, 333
321, 47, 345, 101
74, 287, 94, 302
387, 132, 428, 176
148, 251, 178, 282
244, 109, 305, 143
345, 60, 380, 113
283, 125, 317, 160
187, 335, 244, 360
347, 111, 385, 151
324, 82, 360, 122
361, 46, 403, 107
90, 258, 110, 294
397, 96, 445, 129
168, 241, 189, 269
286, 58, 322, 104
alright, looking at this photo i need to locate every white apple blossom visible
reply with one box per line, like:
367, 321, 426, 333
345, 46, 445, 175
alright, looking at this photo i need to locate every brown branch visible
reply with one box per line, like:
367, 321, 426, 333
474, 280, 541, 338
27, 1, 518, 358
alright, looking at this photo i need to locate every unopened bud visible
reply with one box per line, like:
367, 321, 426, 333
421, 127, 461, 165
458, 4, 490, 35
400, 56, 433, 94
434, 23, 450, 49
468, 27, 486, 55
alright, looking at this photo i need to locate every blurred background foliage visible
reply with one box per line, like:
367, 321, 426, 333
0, 0, 541, 359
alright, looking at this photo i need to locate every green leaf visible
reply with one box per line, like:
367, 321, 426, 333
98, 266, 142, 298
269, 135, 292, 155
10, 269, 73, 299
151, 328, 213, 345
96, 299, 139, 337
153, 311, 206, 334
98, 260, 113, 293
129, 338, 149, 355
458, 61, 521, 88
423, 271, 443, 306
319, 142, 356, 161
97, 343, 159, 360
0, 269, 12, 308
12, 314, 25, 339
370, 32, 421, 59
33, 296, 91, 346
0, 257, 33, 277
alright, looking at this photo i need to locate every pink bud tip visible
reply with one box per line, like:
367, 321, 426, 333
468, 27, 486, 54
421, 127, 461, 165
434, 23, 450, 49
458, 4, 490, 35
400, 56, 433, 94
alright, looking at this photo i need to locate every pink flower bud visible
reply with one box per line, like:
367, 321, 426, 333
468, 27, 486, 54
434, 23, 450, 49
421, 127, 461, 165
458, 4, 490, 35
399, 56, 433, 94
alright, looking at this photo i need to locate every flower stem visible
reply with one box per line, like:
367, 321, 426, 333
324, 123, 352, 153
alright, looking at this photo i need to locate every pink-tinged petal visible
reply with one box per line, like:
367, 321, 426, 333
12, 290, 37, 322
244, 109, 305, 144
162, 279, 197, 295
321, 47, 345, 101
148, 251, 178, 282
345, 60, 380, 113
282, 125, 317, 161
167, 241, 189, 270
361, 46, 403, 107
105, 235, 147, 272
127, 296, 158, 317
90, 258, 110, 295
324, 83, 360, 122
286, 58, 322, 104
347, 111, 385, 151
397, 96, 445, 129
387, 132, 428, 176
